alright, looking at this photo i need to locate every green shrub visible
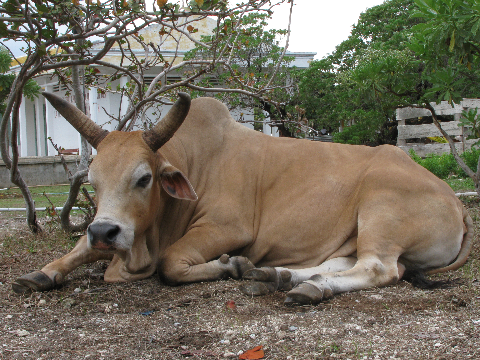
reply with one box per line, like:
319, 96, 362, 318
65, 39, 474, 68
409, 148, 480, 179
460, 147, 480, 174
333, 109, 385, 145
422, 153, 458, 178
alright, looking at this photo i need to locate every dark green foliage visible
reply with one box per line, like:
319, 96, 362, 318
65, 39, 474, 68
332, 109, 386, 145
0, 47, 11, 73
297, 0, 420, 145
0, 47, 40, 114
334, 0, 421, 70
410, 0, 480, 69
299, 0, 480, 147
296, 59, 339, 133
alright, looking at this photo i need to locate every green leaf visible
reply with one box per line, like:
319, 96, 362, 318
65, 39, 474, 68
449, 29, 455, 52
0, 22, 8, 37
471, 19, 480, 35
36, 4, 49, 13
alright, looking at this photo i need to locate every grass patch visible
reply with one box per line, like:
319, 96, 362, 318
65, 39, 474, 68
0, 221, 80, 257
409, 149, 478, 193
0, 184, 94, 209
444, 177, 475, 193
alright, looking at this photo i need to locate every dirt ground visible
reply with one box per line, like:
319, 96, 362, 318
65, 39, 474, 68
1, 199, 480, 360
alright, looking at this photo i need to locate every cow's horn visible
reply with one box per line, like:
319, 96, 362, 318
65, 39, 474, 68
142, 92, 191, 152
42, 92, 109, 149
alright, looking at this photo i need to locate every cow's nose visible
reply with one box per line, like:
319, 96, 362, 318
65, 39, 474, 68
88, 223, 120, 250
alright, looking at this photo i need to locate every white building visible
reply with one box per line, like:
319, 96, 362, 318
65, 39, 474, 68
10, 18, 315, 157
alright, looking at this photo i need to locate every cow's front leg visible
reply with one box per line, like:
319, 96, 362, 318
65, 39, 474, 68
158, 225, 256, 285
240, 257, 358, 297
160, 253, 255, 285
12, 235, 113, 293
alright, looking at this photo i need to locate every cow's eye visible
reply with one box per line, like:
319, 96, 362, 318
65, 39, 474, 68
136, 174, 152, 188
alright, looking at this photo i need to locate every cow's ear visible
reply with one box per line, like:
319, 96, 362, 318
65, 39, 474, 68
160, 166, 198, 201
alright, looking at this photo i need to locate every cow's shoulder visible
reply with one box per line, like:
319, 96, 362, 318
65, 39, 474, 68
176, 97, 260, 150
187, 97, 236, 128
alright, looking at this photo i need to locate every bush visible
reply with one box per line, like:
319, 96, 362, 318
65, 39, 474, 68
333, 109, 386, 145
409, 148, 480, 179
421, 152, 458, 179
460, 147, 480, 175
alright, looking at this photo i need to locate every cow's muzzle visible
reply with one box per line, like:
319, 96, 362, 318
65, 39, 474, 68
87, 222, 121, 251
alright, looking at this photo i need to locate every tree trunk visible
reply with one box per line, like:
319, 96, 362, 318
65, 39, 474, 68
1, 87, 42, 232
59, 38, 95, 232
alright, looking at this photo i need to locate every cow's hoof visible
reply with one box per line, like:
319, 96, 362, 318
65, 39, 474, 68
220, 255, 255, 279
285, 283, 324, 305
243, 267, 276, 282
233, 256, 256, 277
239, 281, 276, 296
12, 271, 55, 294
243, 267, 293, 291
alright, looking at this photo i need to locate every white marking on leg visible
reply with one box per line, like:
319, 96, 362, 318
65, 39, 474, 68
303, 256, 400, 296
275, 256, 357, 288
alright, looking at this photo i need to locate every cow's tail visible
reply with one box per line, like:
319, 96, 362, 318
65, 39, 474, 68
426, 206, 474, 275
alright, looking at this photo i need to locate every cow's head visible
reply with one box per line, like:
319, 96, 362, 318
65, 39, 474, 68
43, 92, 197, 258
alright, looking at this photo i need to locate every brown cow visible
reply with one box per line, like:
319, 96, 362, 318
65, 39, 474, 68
12, 92, 473, 304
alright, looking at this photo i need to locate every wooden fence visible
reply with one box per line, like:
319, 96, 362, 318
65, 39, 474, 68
396, 99, 480, 157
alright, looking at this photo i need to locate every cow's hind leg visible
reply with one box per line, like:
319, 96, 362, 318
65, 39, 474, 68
12, 235, 112, 293
286, 255, 404, 304
240, 256, 357, 296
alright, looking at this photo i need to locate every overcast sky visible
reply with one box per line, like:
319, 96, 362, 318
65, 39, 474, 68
268, 0, 387, 59
4, 0, 387, 59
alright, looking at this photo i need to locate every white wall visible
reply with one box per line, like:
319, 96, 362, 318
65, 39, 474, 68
45, 89, 82, 155
37, 78, 281, 157
34, 96, 47, 156
19, 97, 37, 156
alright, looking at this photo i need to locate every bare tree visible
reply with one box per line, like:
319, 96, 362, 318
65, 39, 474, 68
0, 0, 293, 232
183, 5, 301, 133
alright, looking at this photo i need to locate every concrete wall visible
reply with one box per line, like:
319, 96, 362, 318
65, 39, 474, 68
0, 156, 84, 188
